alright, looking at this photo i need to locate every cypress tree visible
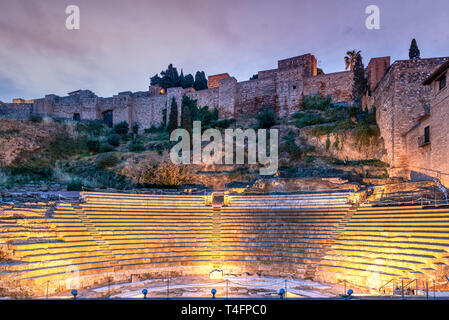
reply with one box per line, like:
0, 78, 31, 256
194, 71, 208, 90
168, 97, 178, 132
409, 39, 421, 59
352, 52, 368, 107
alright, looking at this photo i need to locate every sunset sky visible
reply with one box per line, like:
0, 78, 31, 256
0, 0, 448, 102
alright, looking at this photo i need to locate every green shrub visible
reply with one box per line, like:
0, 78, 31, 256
99, 142, 115, 153
256, 110, 277, 129
144, 124, 166, 134
354, 121, 380, 149
349, 106, 359, 118
96, 152, 120, 168
8, 158, 52, 178
129, 139, 145, 152
87, 139, 100, 154
76, 121, 107, 136
29, 113, 43, 123
302, 95, 332, 111
132, 123, 140, 135
114, 121, 129, 135
67, 178, 83, 191
325, 136, 331, 151
213, 118, 236, 130
293, 113, 325, 128
107, 134, 121, 147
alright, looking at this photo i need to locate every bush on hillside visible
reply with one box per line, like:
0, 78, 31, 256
114, 121, 129, 135
107, 134, 121, 147
29, 113, 43, 123
96, 152, 120, 168
129, 139, 145, 152
99, 142, 115, 153
86, 139, 100, 154
256, 110, 277, 129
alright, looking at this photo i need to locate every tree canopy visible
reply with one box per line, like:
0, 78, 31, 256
150, 65, 208, 90
409, 39, 421, 60
352, 52, 368, 107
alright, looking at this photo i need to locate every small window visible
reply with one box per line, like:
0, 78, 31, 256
424, 126, 430, 144
292, 85, 297, 90
439, 73, 446, 91
73, 113, 80, 122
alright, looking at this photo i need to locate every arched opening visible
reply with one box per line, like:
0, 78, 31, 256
73, 113, 81, 122
103, 110, 113, 128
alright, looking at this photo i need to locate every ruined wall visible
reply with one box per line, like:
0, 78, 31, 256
303, 71, 354, 105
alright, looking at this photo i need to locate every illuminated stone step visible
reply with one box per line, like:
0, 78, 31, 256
16, 257, 212, 280
318, 260, 420, 278
334, 236, 449, 249
12, 243, 213, 262
342, 226, 449, 232
322, 251, 428, 266
10, 248, 215, 269
82, 192, 205, 198
327, 245, 443, 258
339, 233, 449, 245
317, 263, 402, 278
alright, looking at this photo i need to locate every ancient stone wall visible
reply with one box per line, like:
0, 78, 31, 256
186, 87, 219, 110
218, 77, 237, 118
275, 67, 303, 117
208, 73, 229, 89
405, 66, 449, 187
367, 56, 390, 92
234, 77, 277, 117
0, 103, 33, 119
277, 53, 317, 77
303, 71, 354, 105
372, 57, 448, 178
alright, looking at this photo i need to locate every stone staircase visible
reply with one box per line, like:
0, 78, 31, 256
71, 203, 117, 270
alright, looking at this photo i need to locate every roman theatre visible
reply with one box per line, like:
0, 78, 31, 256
1, 185, 449, 299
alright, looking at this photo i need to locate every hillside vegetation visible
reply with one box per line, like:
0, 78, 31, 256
0, 95, 388, 191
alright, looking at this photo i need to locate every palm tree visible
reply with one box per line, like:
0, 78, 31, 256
344, 50, 360, 71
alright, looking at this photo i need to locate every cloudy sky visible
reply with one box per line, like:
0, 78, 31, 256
0, 0, 448, 102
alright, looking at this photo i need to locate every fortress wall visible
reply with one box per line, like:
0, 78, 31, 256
303, 71, 354, 105
278, 53, 317, 77
373, 57, 448, 175
208, 74, 229, 89
80, 97, 99, 121
218, 77, 237, 118
167, 87, 184, 125
405, 75, 449, 187
134, 95, 166, 130
367, 56, 390, 92
372, 65, 396, 166
275, 67, 303, 117
186, 87, 219, 110
258, 69, 277, 79
234, 77, 277, 117
0, 103, 33, 119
